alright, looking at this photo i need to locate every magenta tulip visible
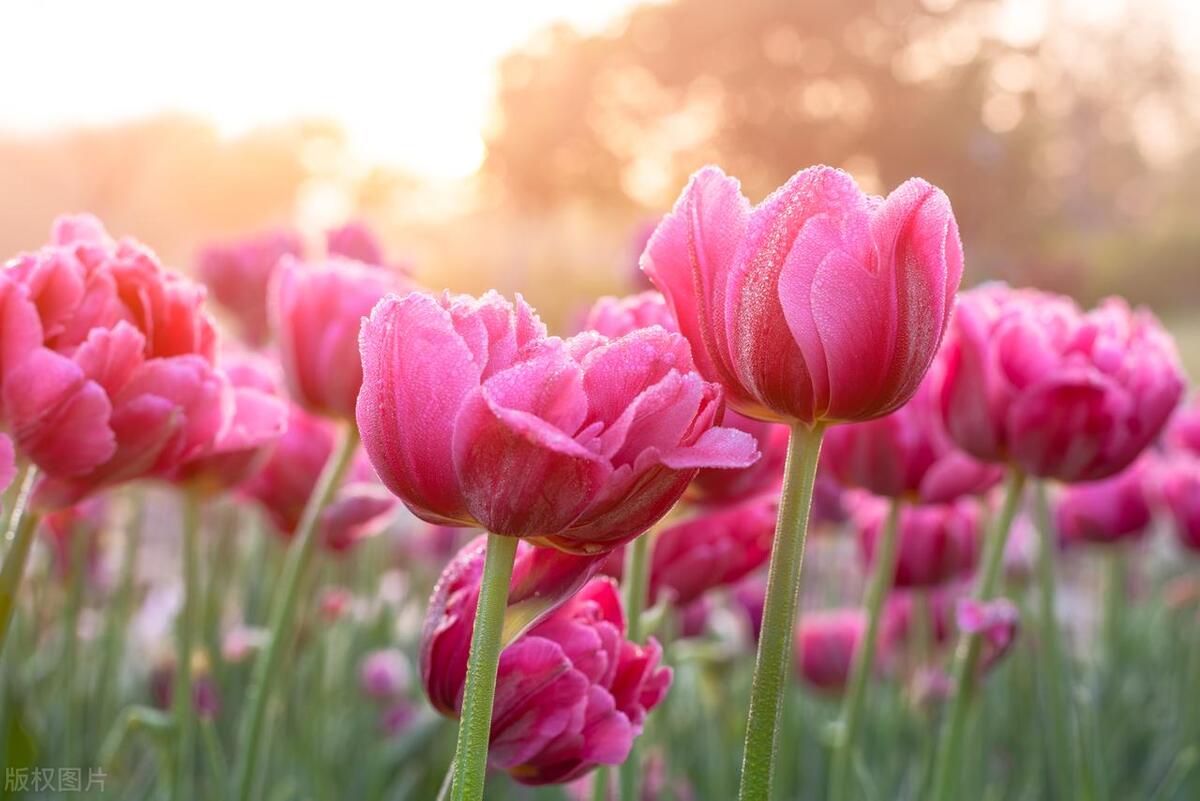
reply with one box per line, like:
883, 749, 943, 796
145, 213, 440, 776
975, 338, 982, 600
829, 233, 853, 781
359, 648, 411, 700
1161, 456, 1200, 552
583, 291, 787, 506
239, 403, 394, 553
272, 255, 406, 420
2, 215, 234, 508
603, 492, 778, 607
955, 598, 1019, 673
795, 609, 866, 693
854, 495, 981, 589
195, 228, 304, 346
326, 221, 387, 266
421, 539, 670, 785
1055, 458, 1153, 546
172, 352, 288, 494
939, 284, 1184, 482
642, 166, 962, 426
583, 291, 678, 339
1167, 395, 1200, 457
822, 358, 1001, 502
357, 290, 758, 554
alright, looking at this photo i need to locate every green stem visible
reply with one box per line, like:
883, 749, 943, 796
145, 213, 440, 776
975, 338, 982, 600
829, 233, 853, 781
95, 498, 142, 746
618, 531, 652, 801
1034, 481, 1074, 799
0, 465, 40, 658
172, 492, 202, 801
62, 521, 88, 767
591, 766, 611, 801
829, 496, 903, 801
737, 422, 826, 801
929, 467, 1026, 801
1103, 546, 1125, 668
231, 424, 359, 801
450, 532, 518, 801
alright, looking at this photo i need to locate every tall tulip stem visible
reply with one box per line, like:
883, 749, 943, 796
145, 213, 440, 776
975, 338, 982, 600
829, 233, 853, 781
172, 491, 202, 801
231, 424, 359, 801
618, 530, 653, 801
737, 422, 826, 801
451, 532, 518, 801
1034, 481, 1074, 799
828, 496, 903, 801
929, 467, 1027, 801
0, 465, 40, 658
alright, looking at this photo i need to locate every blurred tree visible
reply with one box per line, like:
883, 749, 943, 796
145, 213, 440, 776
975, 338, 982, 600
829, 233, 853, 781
483, 0, 1198, 293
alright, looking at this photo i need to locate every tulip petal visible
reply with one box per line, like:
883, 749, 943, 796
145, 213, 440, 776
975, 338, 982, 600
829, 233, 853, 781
357, 292, 481, 525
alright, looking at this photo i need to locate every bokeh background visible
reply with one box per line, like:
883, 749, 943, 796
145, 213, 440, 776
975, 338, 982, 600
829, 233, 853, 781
2, 0, 1197, 371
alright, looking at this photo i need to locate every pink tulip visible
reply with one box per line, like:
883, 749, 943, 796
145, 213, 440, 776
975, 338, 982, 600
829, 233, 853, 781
690, 410, 790, 506
272, 256, 406, 419
326, 221, 386, 266
642, 166, 962, 425
821, 357, 1001, 502
421, 539, 671, 785
955, 598, 1019, 673
421, 537, 609, 715
1167, 395, 1200, 457
854, 495, 981, 589
195, 228, 304, 346
171, 351, 288, 494
604, 493, 778, 608
1161, 455, 1200, 552
239, 403, 395, 553
583, 291, 787, 506
1054, 458, 1153, 546
879, 589, 956, 657
3, 215, 232, 508
583, 291, 678, 339
939, 284, 1184, 482
359, 648, 411, 700
357, 290, 758, 554
795, 609, 865, 693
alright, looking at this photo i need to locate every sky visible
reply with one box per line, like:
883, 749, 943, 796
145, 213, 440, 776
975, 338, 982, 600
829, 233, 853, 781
2, 0, 1196, 182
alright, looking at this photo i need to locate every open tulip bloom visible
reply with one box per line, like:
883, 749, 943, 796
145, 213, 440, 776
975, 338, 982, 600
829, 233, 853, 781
356, 287, 757, 799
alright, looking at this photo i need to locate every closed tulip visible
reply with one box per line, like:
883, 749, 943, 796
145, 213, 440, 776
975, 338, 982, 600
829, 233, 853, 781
357, 290, 758, 554
795, 609, 866, 693
1055, 458, 1154, 546
939, 284, 1184, 482
1161, 456, 1200, 552
239, 402, 394, 553
642, 165, 962, 426
272, 256, 406, 420
854, 495, 981, 589
195, 228, 304, 346
822, 358, 1001, 502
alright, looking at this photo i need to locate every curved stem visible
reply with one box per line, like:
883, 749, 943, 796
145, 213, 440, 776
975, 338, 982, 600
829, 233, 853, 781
450, 532, 518, 801
172, 491, 202, 801
618, 531, 652, 801
1034, 481, 1074, 799
737, 422, 826, 801
0, 465, 40, 658
929, 467, 1026, 801
829, 496, 903, 801
231, 424, 359, 801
